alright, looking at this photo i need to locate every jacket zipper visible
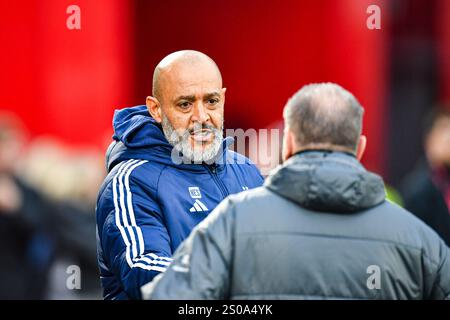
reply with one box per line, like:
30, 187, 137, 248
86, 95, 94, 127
205, 164, 229, 198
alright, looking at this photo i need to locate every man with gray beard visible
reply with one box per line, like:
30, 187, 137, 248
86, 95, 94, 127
95, 50, 264, 300
160, 114, 223, 165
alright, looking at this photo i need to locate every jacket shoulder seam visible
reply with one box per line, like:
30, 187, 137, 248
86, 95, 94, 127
238, 230, 439, 263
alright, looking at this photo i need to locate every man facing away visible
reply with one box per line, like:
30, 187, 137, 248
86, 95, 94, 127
95, 50, 264, 299
142, 83, 450, 300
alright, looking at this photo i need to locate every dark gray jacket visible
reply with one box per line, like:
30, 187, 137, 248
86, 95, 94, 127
142, 151, 450, 299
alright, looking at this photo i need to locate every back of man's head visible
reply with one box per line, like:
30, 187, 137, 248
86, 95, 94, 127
283, 83, 364, 154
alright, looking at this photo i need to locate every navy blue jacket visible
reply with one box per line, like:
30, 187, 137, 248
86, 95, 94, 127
96, 105, 264, 299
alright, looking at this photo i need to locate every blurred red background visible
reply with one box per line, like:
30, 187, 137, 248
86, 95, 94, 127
1, 0, 449, 177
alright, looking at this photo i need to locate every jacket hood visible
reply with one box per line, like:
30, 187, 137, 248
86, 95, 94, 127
106, 105, 233, 172
113, 105, 173, 149
265, 151, 386, 213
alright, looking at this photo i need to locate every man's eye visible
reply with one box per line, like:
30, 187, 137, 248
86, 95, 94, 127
207, 98, 219, 105
178, 102, 191, 109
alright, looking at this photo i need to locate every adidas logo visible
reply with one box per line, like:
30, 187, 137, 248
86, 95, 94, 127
189, 199, 209, 212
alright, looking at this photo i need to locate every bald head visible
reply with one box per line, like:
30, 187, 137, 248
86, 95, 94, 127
152, 50, 222, 102
283, 83, 364, 153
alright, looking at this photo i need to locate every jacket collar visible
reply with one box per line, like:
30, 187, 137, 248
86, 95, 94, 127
265, 150, 386, 213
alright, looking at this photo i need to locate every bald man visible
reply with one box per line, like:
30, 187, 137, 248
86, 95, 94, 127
95, 50, 263, 299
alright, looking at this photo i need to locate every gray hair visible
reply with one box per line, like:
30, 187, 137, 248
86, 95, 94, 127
283, 83, 364, 153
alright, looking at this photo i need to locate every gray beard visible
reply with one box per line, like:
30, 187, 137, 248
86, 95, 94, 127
160, 113, 224, 164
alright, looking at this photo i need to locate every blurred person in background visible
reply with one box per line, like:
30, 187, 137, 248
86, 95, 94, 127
402, 107, 450, 246
96, 50, 263, 300
142, 83, 450, 300
0, 112, 56, 299
21, 138, 103, 299
0, 112, 101, 299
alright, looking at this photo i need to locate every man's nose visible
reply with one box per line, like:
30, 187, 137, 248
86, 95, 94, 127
191, 102, 210, 123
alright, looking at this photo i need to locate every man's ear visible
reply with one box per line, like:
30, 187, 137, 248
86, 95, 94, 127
146, 96, 162, 123
356, 135, 367, 161
282, 127, 295, 162
221, 88, 227, 103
